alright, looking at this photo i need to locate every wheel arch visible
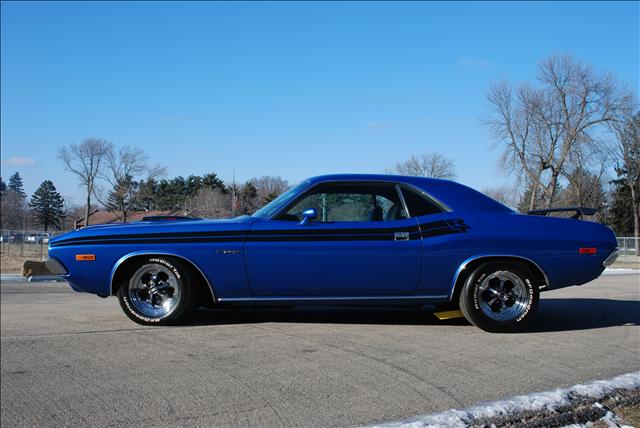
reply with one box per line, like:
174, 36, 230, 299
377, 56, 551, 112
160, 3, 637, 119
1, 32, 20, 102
449, 254, 549, 302
110, 252, 216, 306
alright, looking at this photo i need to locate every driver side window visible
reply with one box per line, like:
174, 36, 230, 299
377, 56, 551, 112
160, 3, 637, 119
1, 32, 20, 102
278, 183, 408, 222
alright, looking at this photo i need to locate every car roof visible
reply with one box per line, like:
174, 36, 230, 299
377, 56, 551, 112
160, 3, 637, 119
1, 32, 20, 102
305, 173, 451, 185
305, 174, 513, 214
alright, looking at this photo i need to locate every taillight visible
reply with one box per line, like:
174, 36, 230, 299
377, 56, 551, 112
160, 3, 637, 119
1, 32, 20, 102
579, 248, 597, 255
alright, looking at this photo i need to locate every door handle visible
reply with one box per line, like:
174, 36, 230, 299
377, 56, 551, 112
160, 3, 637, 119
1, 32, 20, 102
394, 232, 410, 241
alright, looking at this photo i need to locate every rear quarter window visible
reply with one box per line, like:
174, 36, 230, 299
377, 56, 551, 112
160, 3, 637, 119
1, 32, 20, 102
401, 187, 445, 217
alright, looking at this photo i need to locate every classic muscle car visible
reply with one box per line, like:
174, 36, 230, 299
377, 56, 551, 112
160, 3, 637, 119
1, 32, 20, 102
43, 174, 619, 332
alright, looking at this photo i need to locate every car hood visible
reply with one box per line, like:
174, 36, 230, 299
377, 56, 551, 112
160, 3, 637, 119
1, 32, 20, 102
49, 216, 256, 247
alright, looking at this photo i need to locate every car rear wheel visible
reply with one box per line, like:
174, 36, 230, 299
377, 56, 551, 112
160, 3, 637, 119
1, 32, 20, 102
459, 261, 539, 332
117, 256, 195, 325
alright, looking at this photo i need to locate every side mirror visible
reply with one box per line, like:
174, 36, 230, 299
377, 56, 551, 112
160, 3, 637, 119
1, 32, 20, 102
299, 208, 318, 225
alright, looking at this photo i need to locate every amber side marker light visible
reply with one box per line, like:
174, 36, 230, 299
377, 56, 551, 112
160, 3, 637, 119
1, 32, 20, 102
75, 254, 96, 261
579, 248, 597, 255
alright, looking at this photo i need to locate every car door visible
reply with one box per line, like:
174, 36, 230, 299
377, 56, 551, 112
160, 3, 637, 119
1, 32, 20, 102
397, 184, 470, 296
244, 181, 423, 296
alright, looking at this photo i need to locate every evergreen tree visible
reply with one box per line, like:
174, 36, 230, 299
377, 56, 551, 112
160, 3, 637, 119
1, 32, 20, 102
186, 175, 203, 197
202, 173, 227, 193
262, 191, 280, 206
517, 181, 542, 213
608, 181, 634, 235
559, 167, 606, 220
8, 172, 26, 199
137, 178, 158, 211
0, 177, 6, 199
239, 181, 258, 214
29, 180, 65, 231
155, 180, 174, 210
106, 175, 139, 222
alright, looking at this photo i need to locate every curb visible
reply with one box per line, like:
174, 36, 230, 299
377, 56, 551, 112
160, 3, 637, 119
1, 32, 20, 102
603, 268, 640, 275
369, 371, 640, 427
0, 274, 65, 283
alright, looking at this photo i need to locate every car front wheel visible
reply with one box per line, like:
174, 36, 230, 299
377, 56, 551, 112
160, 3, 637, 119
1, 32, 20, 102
459, 261, 539, 332
117, 256, 195, 325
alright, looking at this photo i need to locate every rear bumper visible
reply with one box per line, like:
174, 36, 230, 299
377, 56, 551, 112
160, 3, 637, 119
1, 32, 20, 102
603, 248, 620, 267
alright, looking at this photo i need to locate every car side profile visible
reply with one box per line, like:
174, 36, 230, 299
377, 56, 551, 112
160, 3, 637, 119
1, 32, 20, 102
43, 174, 619, 332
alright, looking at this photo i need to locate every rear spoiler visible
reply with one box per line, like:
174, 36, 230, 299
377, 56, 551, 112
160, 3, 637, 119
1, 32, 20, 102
527, 207, 597, 220
141, 215, 202, 222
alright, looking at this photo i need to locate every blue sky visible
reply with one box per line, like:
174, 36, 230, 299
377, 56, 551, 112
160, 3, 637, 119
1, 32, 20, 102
1, 1, 638, 204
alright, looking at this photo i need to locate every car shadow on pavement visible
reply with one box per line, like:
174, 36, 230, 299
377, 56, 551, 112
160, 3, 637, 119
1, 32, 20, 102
191, 305, 468, 327
524, 298, 640, 333
189, 298, 639, 332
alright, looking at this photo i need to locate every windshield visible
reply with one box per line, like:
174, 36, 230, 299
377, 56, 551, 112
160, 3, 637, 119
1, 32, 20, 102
252, 180, 310, 219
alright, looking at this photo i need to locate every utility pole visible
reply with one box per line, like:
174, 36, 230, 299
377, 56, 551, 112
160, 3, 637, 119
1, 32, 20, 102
321, 193, 327, 222
231, 170, 236, 217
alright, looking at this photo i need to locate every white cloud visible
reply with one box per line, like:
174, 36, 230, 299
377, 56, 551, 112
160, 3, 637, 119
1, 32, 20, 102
459, 57, 490, 69
4, 157, 36, 166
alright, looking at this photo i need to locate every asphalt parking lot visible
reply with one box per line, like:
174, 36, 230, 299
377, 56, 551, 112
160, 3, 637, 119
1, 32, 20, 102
1, 274, 639, 427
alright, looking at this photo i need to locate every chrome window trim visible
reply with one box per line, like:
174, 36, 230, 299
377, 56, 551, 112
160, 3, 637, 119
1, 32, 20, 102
398, 183, 452, 215
395, 184, 411, 219
109, 251, 217, 302
449, 254, 551, 300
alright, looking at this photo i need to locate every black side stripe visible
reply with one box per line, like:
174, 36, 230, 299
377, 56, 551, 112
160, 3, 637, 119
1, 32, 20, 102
50, 219, 470, 247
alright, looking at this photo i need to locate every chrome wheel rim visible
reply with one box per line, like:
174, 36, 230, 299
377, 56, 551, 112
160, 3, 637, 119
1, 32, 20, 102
477, 271, 529, 321
128, 264, 180, 318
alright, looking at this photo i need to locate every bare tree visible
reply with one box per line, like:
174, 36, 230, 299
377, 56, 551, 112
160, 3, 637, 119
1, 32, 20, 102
0, 190, 28, 230
482, 185, 517, 209
486, 54, 629, 209
562, 140, 609, 218
187, 188, 231, 219
610, 104, 640, 252
58, 138, 113, 227
249, 176, 290, 204
387, 152, 456, 179
96, 145, 166, 222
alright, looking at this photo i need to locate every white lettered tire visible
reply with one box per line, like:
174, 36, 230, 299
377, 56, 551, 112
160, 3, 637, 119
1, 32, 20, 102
459, 261, 539, 332
117, 256, 195, 325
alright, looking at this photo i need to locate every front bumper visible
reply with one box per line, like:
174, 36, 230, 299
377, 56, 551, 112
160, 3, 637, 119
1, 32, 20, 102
21, 258, 68, 277
602, 248, 620, 267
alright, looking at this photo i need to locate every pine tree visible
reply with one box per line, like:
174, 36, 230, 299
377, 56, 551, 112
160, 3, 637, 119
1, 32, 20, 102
137, 178, 158, 211
8, 172, 26, 199
29, 180, 65, 231
262, 191, 280, 206
239, 181, 258, 214
202, 173, 227, 193
0, 177, 6, 199
186, 175, 203, 197
608, 181, 634, 235
106, 175, 139, 222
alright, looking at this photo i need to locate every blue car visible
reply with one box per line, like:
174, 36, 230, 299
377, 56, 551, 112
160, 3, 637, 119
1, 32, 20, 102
45, 174, 619, 332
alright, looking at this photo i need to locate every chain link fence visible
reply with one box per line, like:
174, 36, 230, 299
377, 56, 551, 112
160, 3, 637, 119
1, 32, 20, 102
616, 237, 638, 256
1, 230, 66, 260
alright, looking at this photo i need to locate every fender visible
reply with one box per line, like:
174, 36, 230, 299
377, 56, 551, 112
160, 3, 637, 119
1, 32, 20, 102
109, 251, 217, 302
449, 253, 550, 300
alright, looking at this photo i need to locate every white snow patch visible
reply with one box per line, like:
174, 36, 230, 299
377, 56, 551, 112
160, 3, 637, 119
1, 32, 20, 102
369, 371, 640, 428
560, 408, 623, 428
